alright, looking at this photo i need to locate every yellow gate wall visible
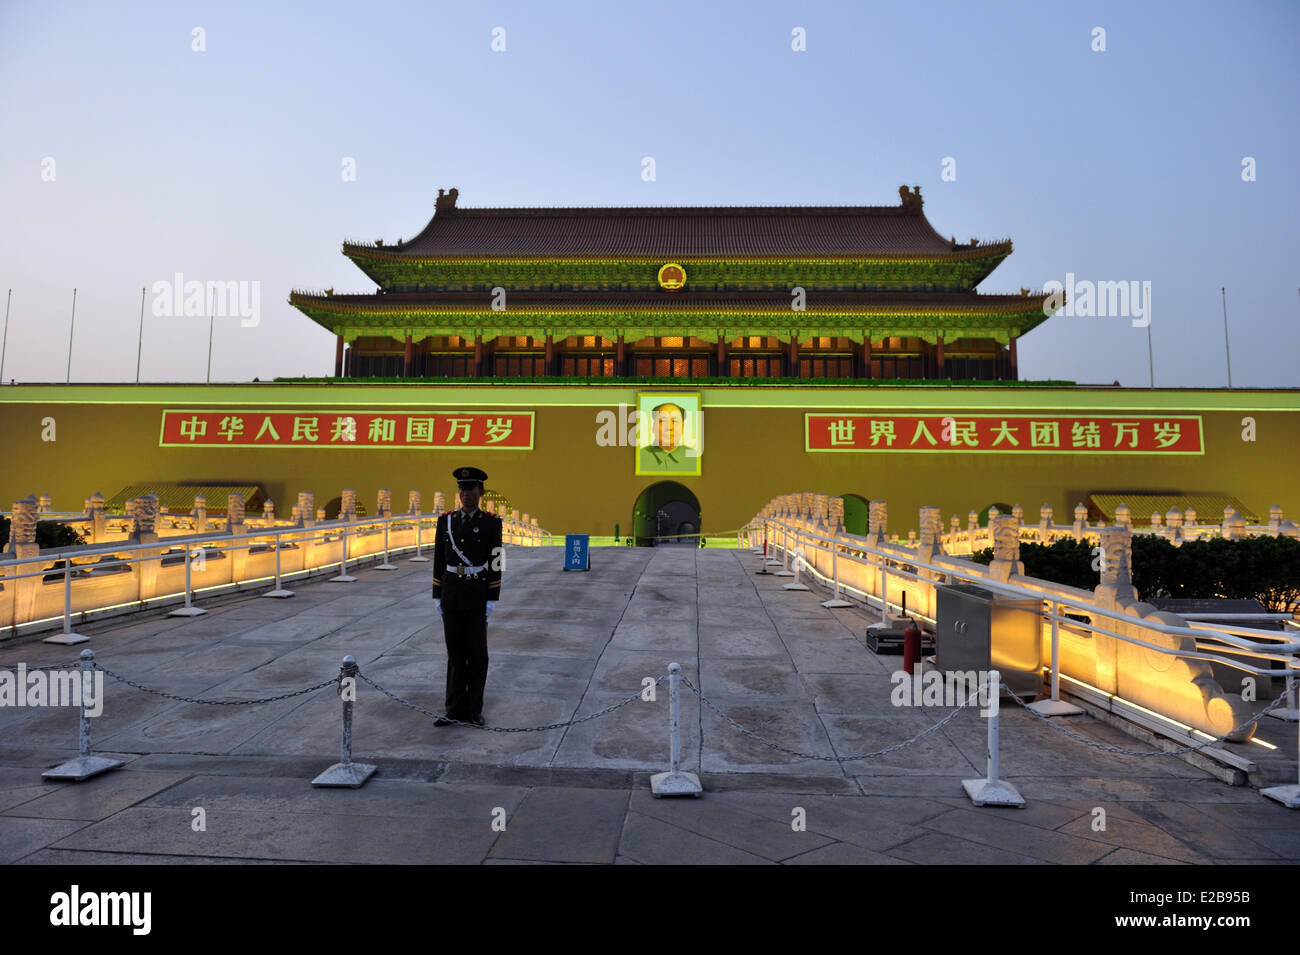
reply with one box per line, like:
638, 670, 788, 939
1, 384, 1296, 539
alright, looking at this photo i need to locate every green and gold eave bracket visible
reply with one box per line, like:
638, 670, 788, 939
288, 296, 1051, 346
338, 249, 1013, 294
3, 384, 1297, 416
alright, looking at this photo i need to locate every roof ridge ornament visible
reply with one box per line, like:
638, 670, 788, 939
436, 187, 460, 215
899, 184, 923, 211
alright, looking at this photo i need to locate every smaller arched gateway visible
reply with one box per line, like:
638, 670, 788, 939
632, 481, 701, 546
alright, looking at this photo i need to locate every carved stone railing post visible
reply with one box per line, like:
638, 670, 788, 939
433, 491, 446, 514
2, 495, 41, 626
987, 514, 1024, 582
227, 493, 245, 533
867, 500, 887, 546
87, 491, 106, 544
341, 489, 357, 523
297, 491, 315, 527
130, 494, 162, 604
918, 506, 944, 563
1096, 526, 1137, 604
1072, 502, 1087, 541
37, 493, 53, 514
408, 490, 421, 515
227, 493, 248, 579
262, 500, 275, 522
1115, 503, 1131, 531
967, 510, 979, 549
826, 496, 845, 537
193, 495, 207, 534
950, 514, 961, 553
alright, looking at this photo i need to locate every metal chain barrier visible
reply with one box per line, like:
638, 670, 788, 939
1000, 681, 1293, 758
356, 671, 667, 733
681, 675, 981, 762
93, 663, 338, 706
1, 659, 86, 672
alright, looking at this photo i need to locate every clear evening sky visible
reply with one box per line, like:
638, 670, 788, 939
1, 0, 1296, 387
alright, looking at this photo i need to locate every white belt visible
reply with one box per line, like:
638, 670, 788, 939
451, 563, 488, 576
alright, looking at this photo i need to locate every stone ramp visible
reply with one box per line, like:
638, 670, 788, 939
2, 545, 1298, 864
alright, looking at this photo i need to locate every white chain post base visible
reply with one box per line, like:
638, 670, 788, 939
962, 670, 1025, 808
42, 651, 124, 782
313, 656, 377, 788
650, 663, 702, 797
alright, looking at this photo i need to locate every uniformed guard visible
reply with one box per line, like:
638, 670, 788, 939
431, 466, 503, 726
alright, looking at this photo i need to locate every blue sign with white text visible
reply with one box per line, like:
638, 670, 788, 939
564, 534, 590, 571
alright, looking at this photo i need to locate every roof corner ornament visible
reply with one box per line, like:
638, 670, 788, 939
436, 187, 460, 215
899, 184, 922, 211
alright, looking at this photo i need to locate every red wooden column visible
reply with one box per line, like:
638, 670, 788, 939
1008, 335, 1018, 380
787, 337, 800, 377
473, 334, 484, 377
716, 335, 727, 376
403, 334, 413, 378
936, 334, 945, 379
859, 338, 873, 379
544, 334, 555, 376
616, 334, 626, 376
334, 334, 345, 377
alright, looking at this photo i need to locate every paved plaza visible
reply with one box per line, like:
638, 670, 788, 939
0, 546, 1296, 865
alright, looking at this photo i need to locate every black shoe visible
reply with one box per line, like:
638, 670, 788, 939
470, 714, 485, 726
434, 716, 455, 727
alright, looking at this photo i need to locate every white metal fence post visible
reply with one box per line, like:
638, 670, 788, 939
265, 527, 294, 598
1028, 600, 1083, 716
169, 542, 207, 617
43, 558, 89, 644
962, 669, 1025, 807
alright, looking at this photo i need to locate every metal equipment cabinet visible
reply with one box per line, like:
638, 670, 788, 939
935, 583, 1042, 699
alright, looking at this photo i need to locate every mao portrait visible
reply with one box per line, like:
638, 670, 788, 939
635, 393, 701, 476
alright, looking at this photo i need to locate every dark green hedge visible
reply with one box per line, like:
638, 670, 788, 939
0, 517, 87, 551
968, 536, 1300, 613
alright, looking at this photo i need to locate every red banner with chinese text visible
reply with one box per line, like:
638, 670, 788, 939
805, 414, 1203, 454
159, 409, 534, 449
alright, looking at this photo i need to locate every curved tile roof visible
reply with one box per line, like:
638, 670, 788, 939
344, 189, 985, 258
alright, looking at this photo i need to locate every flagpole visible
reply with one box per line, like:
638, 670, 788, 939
206, 288, 215, 384
1146, 321, 1154, 389
1220, 287, 1232, 389
65, 287, 77, 384
135, 287, 146, 383
0, 289, 11, 384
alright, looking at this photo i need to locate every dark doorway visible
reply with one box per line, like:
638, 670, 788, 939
632, 481, 701, 546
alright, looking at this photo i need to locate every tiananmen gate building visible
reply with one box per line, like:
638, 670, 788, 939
289, 186, 1050, 382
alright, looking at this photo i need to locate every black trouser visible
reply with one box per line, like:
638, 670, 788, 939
441, 606, 488, 719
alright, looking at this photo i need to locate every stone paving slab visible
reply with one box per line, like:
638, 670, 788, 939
0, 545, 1296, 865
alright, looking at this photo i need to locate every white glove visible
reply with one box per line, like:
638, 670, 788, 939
485, 602, 495, 621
434, 598, 441, 613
